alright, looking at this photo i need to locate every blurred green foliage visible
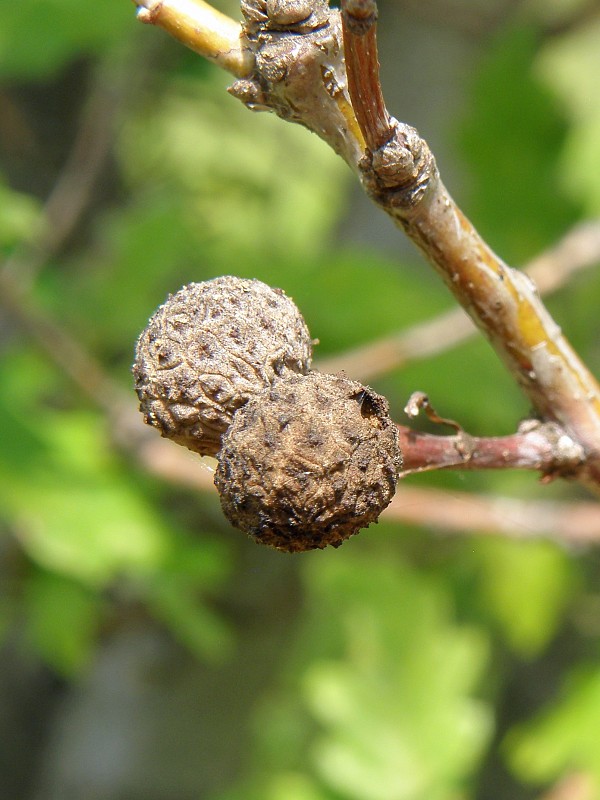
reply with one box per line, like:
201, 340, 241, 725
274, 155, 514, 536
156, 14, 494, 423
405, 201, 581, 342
0, 0, 131, 78
458, 26, 580, 265
1, 1, 600, 798
507, 665, 600, 787
536, 16, 600, 216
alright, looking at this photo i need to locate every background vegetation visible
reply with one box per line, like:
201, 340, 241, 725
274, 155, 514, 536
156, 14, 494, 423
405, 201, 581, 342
1, 1, 600, 798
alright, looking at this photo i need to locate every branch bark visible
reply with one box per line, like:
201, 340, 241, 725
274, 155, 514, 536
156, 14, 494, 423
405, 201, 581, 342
131, 0, 600, 494
135, 0, 254, 76
397, 419, 583, 478
339, 0, 600, 492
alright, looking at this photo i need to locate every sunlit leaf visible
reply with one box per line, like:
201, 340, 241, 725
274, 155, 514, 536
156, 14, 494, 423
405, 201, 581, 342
0, 410, 166, 584
0, 0, 132, 78
301, 550, 492, 800
506, 665, 600, 790
118, 75, 349, 263
458, 26, 579, 264
476, 538, 574, 658
535, 17, 600, 214
0, 179, 42, 247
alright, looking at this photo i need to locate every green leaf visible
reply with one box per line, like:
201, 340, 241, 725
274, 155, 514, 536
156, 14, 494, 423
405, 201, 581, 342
0, 399, 168, 585
301, 550, 492, 800
24, 569, 103, 676
0, 178, 42, 248
292, 249, 450, 356
117, 74, 349, 264
146, 536, 235, 662
0, 347, 232, 664
476, 538, 574, 658
458, 26, 580, 265
535, 17, 600, 214
0, 0, 133, 79
506, 665, 600, 790
70, 195, 201, 354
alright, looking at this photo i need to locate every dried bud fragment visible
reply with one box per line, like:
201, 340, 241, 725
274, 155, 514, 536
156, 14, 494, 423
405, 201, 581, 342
240, 0, 328, 32
215, 372, 402, 552
133, 277, 312, 456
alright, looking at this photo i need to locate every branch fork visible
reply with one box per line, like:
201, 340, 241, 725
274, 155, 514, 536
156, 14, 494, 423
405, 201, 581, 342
228, 0, 366, 164
132, 0, 600, 494
135, 0, 255, 76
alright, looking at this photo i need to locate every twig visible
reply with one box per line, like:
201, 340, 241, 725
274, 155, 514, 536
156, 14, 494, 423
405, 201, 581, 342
115, 429, 600, 547
318, 220, 600, 381
113, 412, 600, 546
340, 0, 600, 490
526, 220, 600, 292
397, 419, 584, 478
318, 305, 474, 380
340, 0, 392, 151
0, 270, 123, 414
134, 0, 254, 77
136, 0, 600, 491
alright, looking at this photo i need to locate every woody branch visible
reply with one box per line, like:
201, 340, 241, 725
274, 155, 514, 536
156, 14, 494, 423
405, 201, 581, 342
132, 0, 600, 493
339, 0, 600, 490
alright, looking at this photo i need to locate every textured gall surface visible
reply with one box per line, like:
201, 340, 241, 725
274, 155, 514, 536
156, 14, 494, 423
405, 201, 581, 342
215, 372, 402, 551
133, 277, 312, 456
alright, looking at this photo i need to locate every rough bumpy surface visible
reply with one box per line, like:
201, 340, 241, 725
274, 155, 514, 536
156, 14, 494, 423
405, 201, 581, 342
133, 277, 312, 456
215, 372, 402, 552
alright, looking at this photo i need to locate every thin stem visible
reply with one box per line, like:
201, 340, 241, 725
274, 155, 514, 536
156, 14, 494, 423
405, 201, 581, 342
0, 269, 123, 414
397, 421, 583, 478
115, 417, 600, 546
111, 421, 600, 548
340, 0, 393, 151
134, 0, 254, 77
